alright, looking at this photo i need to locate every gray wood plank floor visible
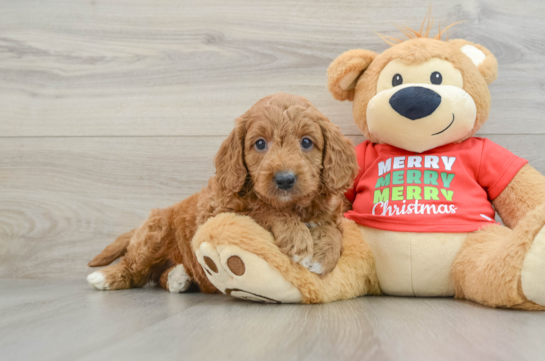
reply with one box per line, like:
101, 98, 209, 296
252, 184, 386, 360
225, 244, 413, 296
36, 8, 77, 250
2, 0, 545, 360
3, 280, 545, 361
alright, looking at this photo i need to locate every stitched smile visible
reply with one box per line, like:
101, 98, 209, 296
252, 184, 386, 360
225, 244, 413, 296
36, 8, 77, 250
432, 114, 455, 136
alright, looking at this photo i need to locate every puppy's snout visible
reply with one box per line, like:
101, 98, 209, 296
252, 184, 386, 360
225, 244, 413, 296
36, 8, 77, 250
389, 86, 441, 120
275, 171, 296, 190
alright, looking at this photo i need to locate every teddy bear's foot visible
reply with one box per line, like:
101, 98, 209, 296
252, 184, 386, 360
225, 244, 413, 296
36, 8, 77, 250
521, 225, 545, 306
195, 242, 303, 303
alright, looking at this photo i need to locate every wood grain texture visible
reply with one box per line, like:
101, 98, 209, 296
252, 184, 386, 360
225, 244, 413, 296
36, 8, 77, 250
2, 1, 545, 359
0, 136, 220, 279
2, 280, 545, 361
0, 0, 544, 137
0, 0, 544, 281
2, 135, 545, 279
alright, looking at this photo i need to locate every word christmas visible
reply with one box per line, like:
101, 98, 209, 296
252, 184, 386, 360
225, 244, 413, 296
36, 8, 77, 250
372, 155, 458, 216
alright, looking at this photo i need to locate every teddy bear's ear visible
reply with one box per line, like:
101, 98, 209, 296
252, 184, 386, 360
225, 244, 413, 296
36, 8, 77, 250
449, 39, 498, 85
327, 49, 377, 101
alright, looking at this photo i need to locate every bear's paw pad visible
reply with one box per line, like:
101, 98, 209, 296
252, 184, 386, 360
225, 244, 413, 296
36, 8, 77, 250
195, 242, 302, 304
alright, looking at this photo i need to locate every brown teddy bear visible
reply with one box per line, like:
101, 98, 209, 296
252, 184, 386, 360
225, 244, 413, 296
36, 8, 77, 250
188, 18, 545, 309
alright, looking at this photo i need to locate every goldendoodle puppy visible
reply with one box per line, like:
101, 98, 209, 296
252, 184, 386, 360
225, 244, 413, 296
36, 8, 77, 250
87, 93, 357, 293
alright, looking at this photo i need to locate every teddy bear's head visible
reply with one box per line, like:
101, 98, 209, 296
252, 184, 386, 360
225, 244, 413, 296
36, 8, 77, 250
327, 19, 498, 153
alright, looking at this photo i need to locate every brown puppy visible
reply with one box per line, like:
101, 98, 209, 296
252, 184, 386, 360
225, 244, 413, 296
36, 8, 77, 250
87, 93, 357, 293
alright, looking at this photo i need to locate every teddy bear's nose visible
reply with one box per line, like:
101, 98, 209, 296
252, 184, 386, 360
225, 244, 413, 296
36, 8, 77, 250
389, 86, 442, 120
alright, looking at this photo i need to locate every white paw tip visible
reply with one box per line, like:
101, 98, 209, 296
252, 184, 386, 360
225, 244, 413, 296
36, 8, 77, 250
300, 256, 312, 268
292, 255, 312, 268
168, 265, 191, 293
309, 262, 324, 275
87, 271, 109, 290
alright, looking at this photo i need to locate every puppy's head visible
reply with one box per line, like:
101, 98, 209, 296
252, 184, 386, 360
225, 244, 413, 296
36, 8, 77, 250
215, 93, 357, 207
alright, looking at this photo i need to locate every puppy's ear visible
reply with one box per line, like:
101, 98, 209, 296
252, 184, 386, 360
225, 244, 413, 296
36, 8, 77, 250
320, 119, 358, 195
327, 49, 377, 101
449, 39, 498, 84
215, 117, 248, 193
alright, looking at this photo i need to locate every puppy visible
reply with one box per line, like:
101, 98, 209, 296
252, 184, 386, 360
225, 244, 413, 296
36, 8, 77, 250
87, 93, 358, 293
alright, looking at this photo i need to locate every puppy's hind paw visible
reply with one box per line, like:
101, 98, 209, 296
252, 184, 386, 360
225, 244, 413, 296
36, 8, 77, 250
87, 271, 109, 290
167, 265, 191, 293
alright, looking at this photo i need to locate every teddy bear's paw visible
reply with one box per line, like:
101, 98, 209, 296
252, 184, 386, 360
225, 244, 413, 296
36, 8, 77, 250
521, 225, 545, 306
195, 242, 302, 303
87, 271, 109, 290
167, 264, 191, 293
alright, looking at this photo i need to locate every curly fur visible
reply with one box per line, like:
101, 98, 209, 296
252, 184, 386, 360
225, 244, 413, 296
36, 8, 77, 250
88, 93, 358, 291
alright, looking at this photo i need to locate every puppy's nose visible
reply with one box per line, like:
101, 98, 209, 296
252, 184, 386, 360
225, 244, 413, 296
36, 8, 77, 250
275, 171, 296, 190
389, 86, 441, 120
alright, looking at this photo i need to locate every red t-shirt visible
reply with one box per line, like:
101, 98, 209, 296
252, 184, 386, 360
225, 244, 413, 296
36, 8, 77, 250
345, 138, 527, 233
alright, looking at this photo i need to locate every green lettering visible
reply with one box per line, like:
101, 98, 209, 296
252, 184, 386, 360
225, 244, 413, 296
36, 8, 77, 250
441, 172, 455, 188
424, 170, 439, 185
375, 173, 391, 188
391, 186, 404, 201
374, 188, 390, 203
424, 187, 440, 200
406, 186, 422, 200
407, 170, 422, 184
392, 171, 404, 185
441, 189, 454, 201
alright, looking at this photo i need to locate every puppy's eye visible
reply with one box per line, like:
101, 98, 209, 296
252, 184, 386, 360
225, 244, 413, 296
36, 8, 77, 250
392, 74, 403, 87
431, 71, 442, 85
254, 138, 267, 152
301, 137, 313, 151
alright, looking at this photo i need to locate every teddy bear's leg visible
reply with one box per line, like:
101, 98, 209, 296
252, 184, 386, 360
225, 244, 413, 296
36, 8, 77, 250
191, 213, 380, 304
451, 203, 545, 310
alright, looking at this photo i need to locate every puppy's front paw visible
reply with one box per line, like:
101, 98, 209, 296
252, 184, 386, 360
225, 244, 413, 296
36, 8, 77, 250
292, 254, 312, 269
309, 261, 324, 275
278, 234, 314, 270
309, 224, 343, 276
272, 221, 314, 270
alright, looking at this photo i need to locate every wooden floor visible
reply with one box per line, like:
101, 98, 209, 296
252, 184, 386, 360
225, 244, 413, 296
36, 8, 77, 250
2, 279, 545, 361
2, 0, 545, 360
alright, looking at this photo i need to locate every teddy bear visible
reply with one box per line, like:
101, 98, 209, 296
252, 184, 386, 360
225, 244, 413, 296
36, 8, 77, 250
191, 17, 545, 310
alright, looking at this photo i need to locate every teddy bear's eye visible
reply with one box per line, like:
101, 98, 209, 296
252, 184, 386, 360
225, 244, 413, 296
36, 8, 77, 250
431, 71, 443, 85
392, 74, 403, 87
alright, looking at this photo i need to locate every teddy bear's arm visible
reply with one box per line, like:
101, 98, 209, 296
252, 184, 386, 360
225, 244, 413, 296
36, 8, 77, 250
492, 164, 545, 228
192, 213, 381, 303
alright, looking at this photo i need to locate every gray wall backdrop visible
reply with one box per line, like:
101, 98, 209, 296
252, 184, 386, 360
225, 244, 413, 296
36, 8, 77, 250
1, 0, 544, 280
